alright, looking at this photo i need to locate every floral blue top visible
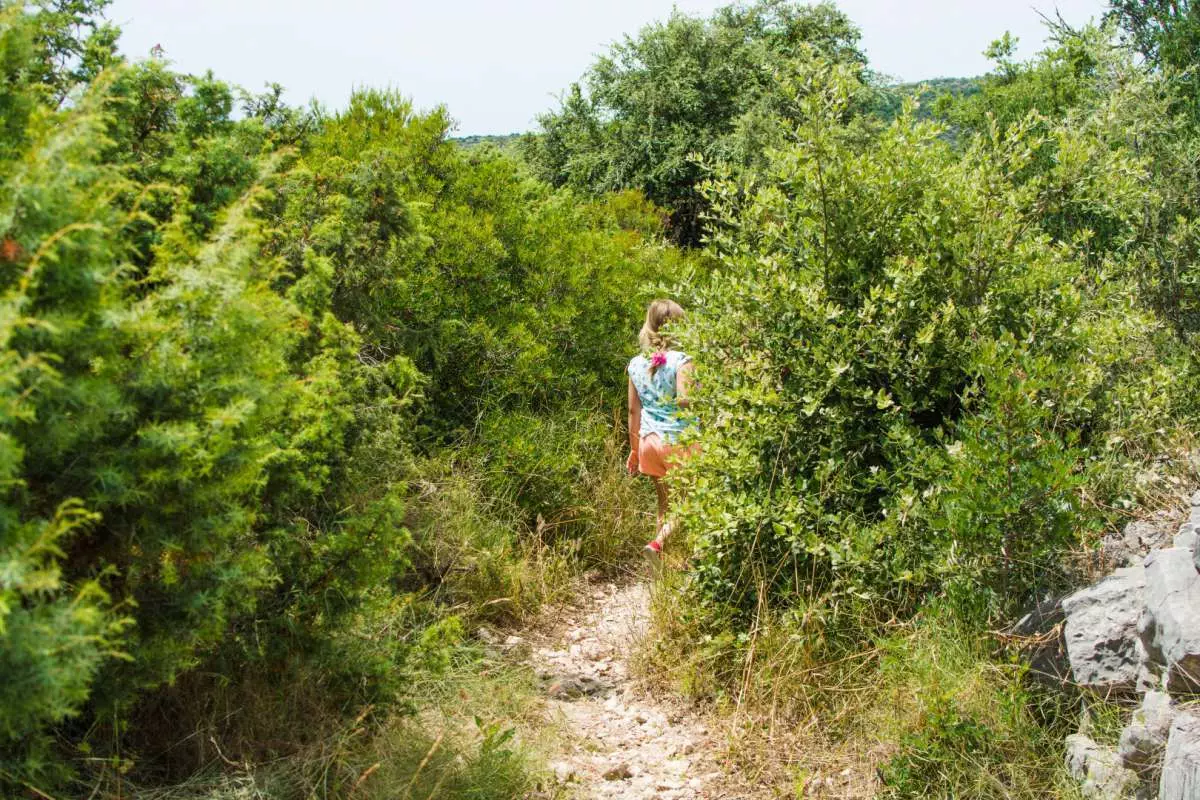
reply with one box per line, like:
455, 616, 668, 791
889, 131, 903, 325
628, 350, 692, 443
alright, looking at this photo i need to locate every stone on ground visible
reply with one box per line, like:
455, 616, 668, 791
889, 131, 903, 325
1118, 690, 1174, 777
1065, 734, 1140, 800
602, 762, 632, 781
1062, 566, 1151, 693
544, 674, 602, 699
1110, 520, 1175, 567
1138, 548, 1200, 693
1173, 522, 1197, 552
1159, 711, 1200, 800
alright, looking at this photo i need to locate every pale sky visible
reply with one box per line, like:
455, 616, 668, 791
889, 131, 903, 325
106, 0, 1110, 136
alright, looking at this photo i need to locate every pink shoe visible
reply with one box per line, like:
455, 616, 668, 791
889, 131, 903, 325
643, 540, 663, 560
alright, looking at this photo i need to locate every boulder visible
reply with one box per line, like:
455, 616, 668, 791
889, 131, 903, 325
1063, 566, 1150, 693
1118, 691, 1174, 777
1159, 712, 1200, 800
1138, 548, 1200, 693
1174, 522, 1197, 552
1066, 734, 1140, 800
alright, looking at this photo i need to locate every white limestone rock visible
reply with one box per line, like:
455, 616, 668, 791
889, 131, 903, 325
1138, 548, 1200, 693
1117, 691, 1174, 777
1159, 711, 1200, 800
1063, 566, 1150, 693
1065, 734, 1139, 799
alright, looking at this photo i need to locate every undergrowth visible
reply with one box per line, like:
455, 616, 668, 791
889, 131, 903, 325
120, 650, 563, 800
639, 569, 1088, 798
636, 442, 1199, 798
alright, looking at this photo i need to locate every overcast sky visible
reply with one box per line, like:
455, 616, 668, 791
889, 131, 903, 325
106, 0, 1111, 136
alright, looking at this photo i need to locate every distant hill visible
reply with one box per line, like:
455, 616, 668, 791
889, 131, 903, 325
452, 78, 982, 150
874, 76, 983, 122
452, 133, 524, 154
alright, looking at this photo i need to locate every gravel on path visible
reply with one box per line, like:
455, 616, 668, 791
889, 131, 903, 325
522, 579, 756, 800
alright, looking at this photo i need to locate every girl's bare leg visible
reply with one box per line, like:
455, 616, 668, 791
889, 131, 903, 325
652, 477, 671, 544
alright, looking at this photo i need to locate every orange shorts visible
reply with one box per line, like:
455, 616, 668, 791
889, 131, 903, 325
638, 434, 698, 478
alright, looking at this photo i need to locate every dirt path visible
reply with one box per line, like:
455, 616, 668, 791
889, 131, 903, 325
524, 577, 755, 799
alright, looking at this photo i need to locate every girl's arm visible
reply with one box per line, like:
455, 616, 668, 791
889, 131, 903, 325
676, 360, 695, 409
627, 377, 641, 473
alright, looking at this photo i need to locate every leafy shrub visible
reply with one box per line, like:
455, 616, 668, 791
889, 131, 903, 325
675, 56, 1181, 625
1, 6, 688, 789
0, 69, 418, 786
946, 23, 1200, 343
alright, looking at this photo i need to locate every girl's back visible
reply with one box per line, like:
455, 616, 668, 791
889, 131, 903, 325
627, 349, 690, 442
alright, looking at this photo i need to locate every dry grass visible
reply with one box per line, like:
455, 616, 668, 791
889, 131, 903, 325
633, 556, 1090, 799
120, 650, 566, 800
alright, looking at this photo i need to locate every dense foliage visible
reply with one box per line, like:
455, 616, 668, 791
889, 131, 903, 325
6, 0, 1200, 797
655, 13, 1200, 798
947, 19, 1200, 339
0, 2, 681, 794
522, 0, 866, 244
677, 49, 1182, 623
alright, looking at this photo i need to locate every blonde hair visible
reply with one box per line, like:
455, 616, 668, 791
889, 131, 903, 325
639, 299, 685, 372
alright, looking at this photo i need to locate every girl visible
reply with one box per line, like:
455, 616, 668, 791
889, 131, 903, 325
626, 299, 697, 558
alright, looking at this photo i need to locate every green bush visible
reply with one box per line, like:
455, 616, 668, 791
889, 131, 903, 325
880, 696, 998, 798
269, 90, 683, 428
0, 68, 419, 784
675, 55, 1182, 625
945, 23, 1200, 343
0, 5, 690, 789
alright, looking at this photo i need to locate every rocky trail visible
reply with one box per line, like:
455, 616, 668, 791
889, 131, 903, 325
521, 576, 754, 799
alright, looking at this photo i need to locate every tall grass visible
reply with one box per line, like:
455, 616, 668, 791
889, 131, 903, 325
121, 650, 562, 800
407, 412, 655, 623
638, 567, 1087, 798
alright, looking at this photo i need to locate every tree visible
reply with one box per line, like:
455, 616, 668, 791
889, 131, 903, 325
23, 0, 119, 104
523, 0, 866, 245
1108, 0, 1200, 108
1109, 0, 1200, 67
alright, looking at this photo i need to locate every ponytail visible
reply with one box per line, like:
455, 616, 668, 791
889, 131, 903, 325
639, 299, 685, 376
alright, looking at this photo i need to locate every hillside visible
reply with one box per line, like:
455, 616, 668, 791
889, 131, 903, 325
452, 132, 524, 152
873, 75, 983, 120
